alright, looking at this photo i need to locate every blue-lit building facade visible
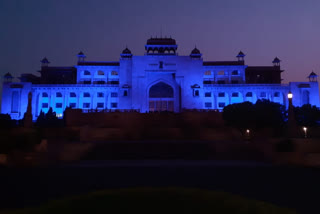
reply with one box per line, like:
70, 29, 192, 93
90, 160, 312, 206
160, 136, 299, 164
1, 37, 320, 120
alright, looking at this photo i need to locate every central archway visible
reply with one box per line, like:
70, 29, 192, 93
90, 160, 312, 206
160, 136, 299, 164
149, 82, 174, 112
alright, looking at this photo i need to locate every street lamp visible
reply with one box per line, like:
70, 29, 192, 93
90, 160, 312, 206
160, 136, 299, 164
288, 92, 293, 99
303, 127, 307, 138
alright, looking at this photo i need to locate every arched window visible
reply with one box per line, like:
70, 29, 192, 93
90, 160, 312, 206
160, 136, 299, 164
56, 92, 62, 97
98, 70, 104, 75
149, 82, 174, 98
232, 70, 239, 75
70, 92, 76, 97
204, 71, 211, 75
42, 92, 48, 97
232, 92, 239, 97
83, 92, 90, 97
218, 70, 225, 75
111, 71, 118, 75
246, 92, 253, 97
84, 70, 91, 75
218, 92, 225, 97
274, 92, 280, 97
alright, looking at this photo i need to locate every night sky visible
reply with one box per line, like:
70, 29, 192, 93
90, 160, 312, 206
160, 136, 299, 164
1, 0, 319, 87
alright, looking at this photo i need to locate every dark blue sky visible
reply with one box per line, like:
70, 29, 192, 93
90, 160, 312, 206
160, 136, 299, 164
1, 0, 319, 84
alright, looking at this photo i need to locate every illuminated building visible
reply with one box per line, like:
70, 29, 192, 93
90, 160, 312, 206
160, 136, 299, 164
1, 37, 319, 119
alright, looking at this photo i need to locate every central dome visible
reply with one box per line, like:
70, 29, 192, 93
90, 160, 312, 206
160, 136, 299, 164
146, 37, 176, 45
145, 37, 178, 55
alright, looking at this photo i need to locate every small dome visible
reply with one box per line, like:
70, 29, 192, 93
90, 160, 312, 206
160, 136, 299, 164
4, 72, 13, 78
78, 51, 85, 56
191, 47, 201, 55
309, 71, 317, 77
272, 57, 281, 63
40, 57, 50, 64
122, 47, 132, 54
237, 51, 245, 57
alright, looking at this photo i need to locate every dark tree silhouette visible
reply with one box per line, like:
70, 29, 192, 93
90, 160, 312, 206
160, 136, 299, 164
294, 104, 320, 126
223, 99, 286, 135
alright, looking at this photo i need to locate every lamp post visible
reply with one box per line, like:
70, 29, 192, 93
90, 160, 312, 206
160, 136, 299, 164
303, 127, 307, 138
287, 92, 296, 137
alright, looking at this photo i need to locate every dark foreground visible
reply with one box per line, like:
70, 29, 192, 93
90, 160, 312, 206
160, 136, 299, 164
0, 161, 319, 214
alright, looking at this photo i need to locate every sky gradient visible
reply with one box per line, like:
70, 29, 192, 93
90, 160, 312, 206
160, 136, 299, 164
1, 0, 319, 85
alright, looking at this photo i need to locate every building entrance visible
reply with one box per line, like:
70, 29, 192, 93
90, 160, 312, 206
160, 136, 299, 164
149, 82, 174, 112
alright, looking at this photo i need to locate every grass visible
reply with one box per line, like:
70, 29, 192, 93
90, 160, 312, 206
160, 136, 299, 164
0, 187, 297, 214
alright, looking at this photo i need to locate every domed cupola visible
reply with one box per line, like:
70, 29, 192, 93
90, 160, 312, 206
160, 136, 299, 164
145, 37, 178, 55
308, 71, 318, 82
190, 47, 202, 58
121, 46, 133, 58
272, 57, 281, 66
3, 72, 13, 83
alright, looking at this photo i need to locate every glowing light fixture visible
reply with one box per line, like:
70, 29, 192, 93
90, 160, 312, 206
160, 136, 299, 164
303, 127, 307, 138
288, 92, 293, 99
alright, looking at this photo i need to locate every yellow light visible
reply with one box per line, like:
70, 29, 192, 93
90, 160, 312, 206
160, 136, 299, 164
288, 92, 293, 99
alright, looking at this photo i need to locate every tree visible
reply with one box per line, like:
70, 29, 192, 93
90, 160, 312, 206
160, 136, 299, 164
294, 104, 320, 127
223, 101, 256, 133
222, 99, 286, 135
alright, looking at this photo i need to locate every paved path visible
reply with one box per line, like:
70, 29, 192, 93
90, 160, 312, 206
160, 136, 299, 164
0, 161, 319, 214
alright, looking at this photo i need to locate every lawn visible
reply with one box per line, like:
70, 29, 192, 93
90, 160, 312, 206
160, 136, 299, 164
0, 187, 297, 214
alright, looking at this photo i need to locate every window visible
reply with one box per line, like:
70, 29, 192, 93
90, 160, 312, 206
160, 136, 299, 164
109, 80, 119, 84
56, 103, 62, 108
246, 92, 253, 97
83, 80, 91, 84
42, 103, 48, 108
218, 70, 225, 75
97, 92, 104, 98
205, 102, 212, 108
205, 92, 211, 97
97, 103, 104, 108
203, 79, 214, 84
83, 92, 90, 97
56, 92, 62, 97
69, 103, 76, 108
111, 103, 118, 108
260, 92, 266, 97
84, 70, 91, 75
70, 92, 76, 97
218, 102, 225, 108
232, 70, 239, 75
98, 70, 104, 75
218, 92, 225, 97
232, 92, 239, 97
123, 90, 128, 96
231, 80, 239, 84
111, 71, 118, 75
274, 92, 280, 97
83, 103, 90, 108
204, 71, 211, 75
217, 80, 225, 84
95, 81, 105, 84
42, 92, 48, 97
194, 90, 199, 97
111, 92, 118, 97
